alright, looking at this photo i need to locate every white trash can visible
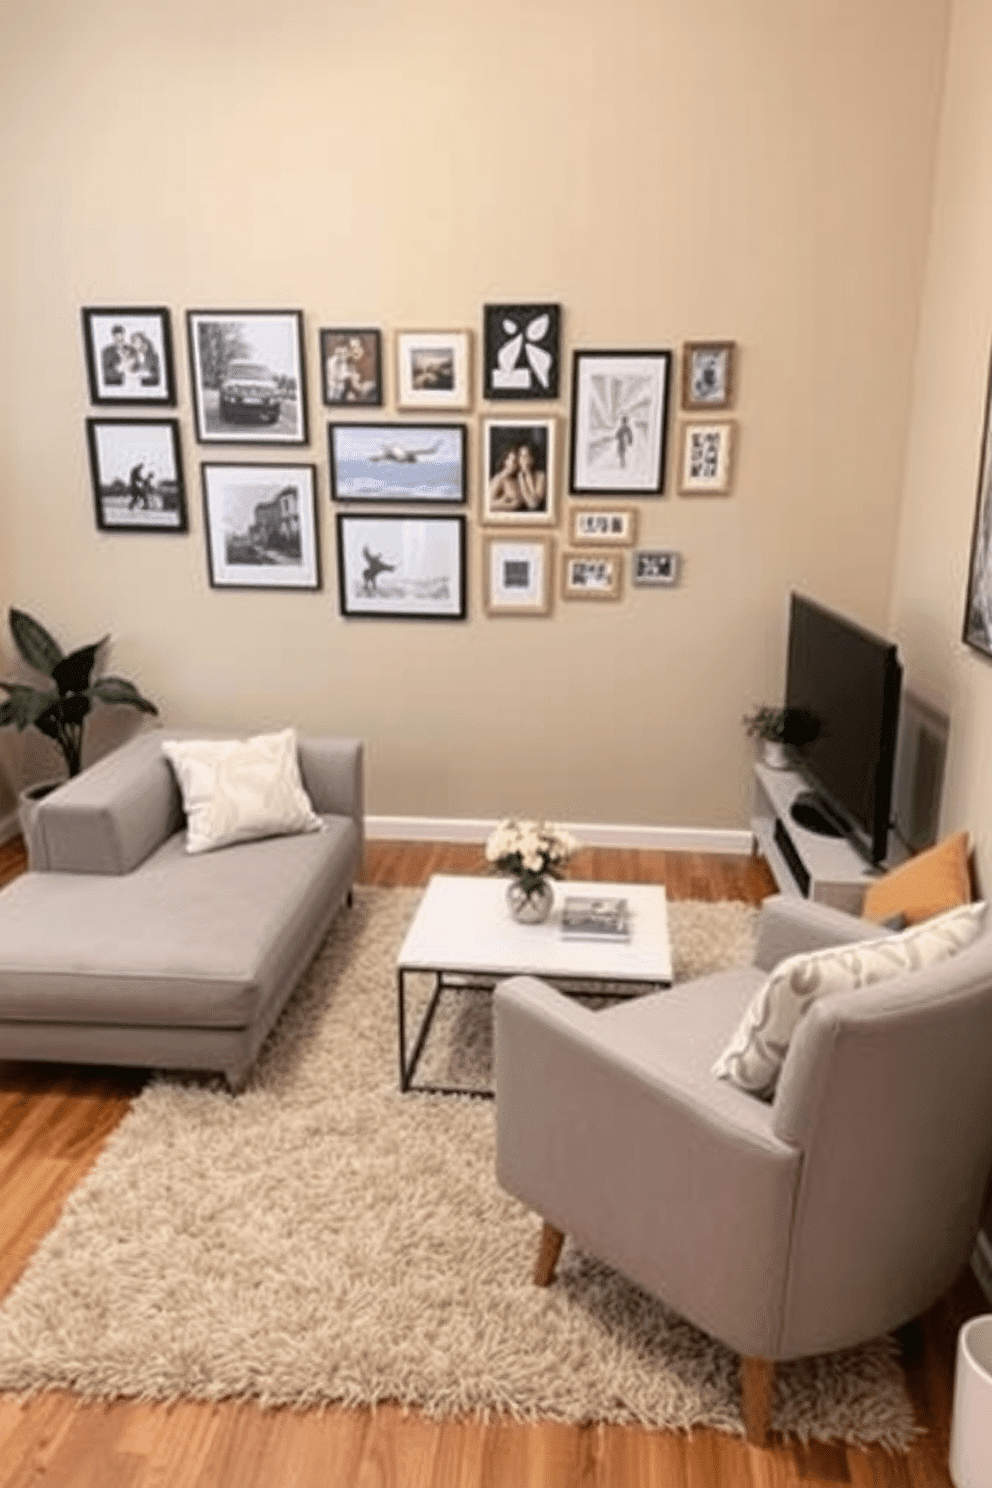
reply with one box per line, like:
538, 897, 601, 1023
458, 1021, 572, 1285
950, 1314, 992, 1488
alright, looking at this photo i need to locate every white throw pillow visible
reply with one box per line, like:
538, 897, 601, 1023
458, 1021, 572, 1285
713, 900, 987, 1099
162, 729, 322, 855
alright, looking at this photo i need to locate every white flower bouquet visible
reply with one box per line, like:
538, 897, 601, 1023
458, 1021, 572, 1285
484, 818, 578, 893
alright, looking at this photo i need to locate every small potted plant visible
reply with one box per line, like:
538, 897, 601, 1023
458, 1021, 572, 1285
0, 608, 159, 854
743, 705, 791, 770
484, 818, 578, 924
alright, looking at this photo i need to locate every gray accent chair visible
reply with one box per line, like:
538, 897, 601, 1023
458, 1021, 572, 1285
0, 728, 364, 1087
494, 893, 992, 1445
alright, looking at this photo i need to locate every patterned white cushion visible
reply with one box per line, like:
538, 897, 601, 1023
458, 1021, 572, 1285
162, 729, 322, 855
713, 900, 987, 1099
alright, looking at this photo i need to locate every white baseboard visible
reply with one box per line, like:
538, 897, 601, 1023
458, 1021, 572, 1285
971, 1231, 992, 1304
0, 810, 19, 847
365, 815, 752, 856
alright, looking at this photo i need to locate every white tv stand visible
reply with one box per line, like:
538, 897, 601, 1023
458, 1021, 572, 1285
752, 763, 884, 915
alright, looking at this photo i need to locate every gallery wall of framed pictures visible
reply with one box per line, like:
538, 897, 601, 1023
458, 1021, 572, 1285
79, 298, 741, 616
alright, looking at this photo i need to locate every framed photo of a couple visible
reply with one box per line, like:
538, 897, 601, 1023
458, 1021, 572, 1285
481, 418, 557, 526
81, 307, 176, 406
320, 328, 383, 407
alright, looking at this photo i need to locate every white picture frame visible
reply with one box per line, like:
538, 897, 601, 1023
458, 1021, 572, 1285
394, 329, 472, 410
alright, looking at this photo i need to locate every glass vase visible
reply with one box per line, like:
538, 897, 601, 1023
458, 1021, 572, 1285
506, 877, 554, 925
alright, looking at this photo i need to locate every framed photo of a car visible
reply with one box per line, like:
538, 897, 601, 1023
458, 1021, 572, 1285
201, 463, 321, 590
187, 310, 308, 445
81, 307, 176, 406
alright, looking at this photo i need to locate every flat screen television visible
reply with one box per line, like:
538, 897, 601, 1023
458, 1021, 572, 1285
783, 593, 903, 865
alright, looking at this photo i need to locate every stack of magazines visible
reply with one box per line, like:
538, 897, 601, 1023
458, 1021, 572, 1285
560, 895, 631, 941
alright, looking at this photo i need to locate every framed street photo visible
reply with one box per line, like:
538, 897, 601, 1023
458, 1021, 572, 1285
336, 513, 466, 620
320, 328, 383, 406
964, 347, 992, 657
85, 418, 187, 533
568, 504, 638, 547
201, 463, 320, 590
569, 350, 672, 495
481, 418, 557, 526
81, 307, 175, 406
633, 549, 681, 587
678, 419, 737, 495
187, 310, 307, 445
329, 422, 466, 503
483, 302, 561, 401
483, 535, 553, 616
394, 330, 472, 410
561, 550, 624, 601
681, 340, 736, 411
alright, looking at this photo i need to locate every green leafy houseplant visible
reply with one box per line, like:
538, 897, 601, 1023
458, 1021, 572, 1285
0, 608, 158, 780
742, 705, 789, 744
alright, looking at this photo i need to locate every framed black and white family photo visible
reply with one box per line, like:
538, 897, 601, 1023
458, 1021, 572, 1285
569, 350, 672, 495
320, 328, 383, 407
85, 418, 187, 533
81, 307, 176, 406
482, 303, 561, 401
187, 310, 308, 445
201, 464, 320, 590
336, 513, 466, 620
328, 423, 467, 504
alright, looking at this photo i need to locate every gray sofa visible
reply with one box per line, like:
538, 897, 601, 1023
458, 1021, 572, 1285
0, 728, 364, 1087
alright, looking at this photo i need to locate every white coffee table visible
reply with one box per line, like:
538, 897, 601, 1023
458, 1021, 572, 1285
396, 874, 672, 1096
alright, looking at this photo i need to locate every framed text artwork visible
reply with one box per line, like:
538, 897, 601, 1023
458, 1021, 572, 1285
81, 307, 176, 406
201, 464, 321, 590
328, 423, 467, 504
187, 309, 308, 445
482, 303, 561, 401
569, 350, 672, 495
568, 505, 638, 547
85, 418, 187, 533
336, 513, 467, 620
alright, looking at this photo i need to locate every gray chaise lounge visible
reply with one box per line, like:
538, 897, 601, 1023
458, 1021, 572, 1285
0, 728, 364, 1086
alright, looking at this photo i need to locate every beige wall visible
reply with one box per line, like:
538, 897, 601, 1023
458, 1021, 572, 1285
0, 0, 948, 828
888, 0, 992, 893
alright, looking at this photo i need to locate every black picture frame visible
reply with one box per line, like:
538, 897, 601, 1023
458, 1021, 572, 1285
568, 349, 672, 495
483, 302, 561, 401
81, 306, 176, 406
201, 463, 321, 591
336, 512, 467, 620
187, 309, 308, 445
964, 346, 992, 658
85, 417, 187, 533
320, 328, 383, 406
328, 422, 467, 503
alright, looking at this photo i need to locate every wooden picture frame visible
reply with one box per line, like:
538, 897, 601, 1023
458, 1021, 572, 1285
569, 350, 671, 495
394, 329, 472, 410
568, 505, 638, 547
201, 463, 320, 590
633, 549, 681, 587
320, 328, 383, 406
481, 417, 557, 526
681, 340, 736, 411
336, 512, 467, 620
82, 306, 176, 406
483, 535, 553, 616
187, 309, 308, 445
678, 419, 737, 495
85, 417, 187, 533
328, 422, 467, 504
561, 549, 624, 601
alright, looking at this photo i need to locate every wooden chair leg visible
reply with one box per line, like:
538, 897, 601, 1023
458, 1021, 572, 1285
534, 1222, 564, 1286
741, 1356, 775, 1447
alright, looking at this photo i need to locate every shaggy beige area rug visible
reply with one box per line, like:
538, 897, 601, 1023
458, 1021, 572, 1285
0, 888, 917, 1447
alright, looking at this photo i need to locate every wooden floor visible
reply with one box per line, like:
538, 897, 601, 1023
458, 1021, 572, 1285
0, 834, 986, 1486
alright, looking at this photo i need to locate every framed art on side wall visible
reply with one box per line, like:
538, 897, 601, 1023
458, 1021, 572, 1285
201, 463, 320, 590
329, 423, 467, 503
569, 350, 672, 495
82, 307, 176, 406
964, 347, 992, 657
187, 310, 308, 445
336, 513, 466, 620
86, 418, 187, 532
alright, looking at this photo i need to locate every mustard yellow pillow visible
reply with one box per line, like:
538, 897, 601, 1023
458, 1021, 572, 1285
862, 831, 972, 926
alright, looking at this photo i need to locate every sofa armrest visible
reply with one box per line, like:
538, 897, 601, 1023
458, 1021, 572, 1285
493, 974, 801, 1358
754, 894, 887, 972
297, 738, 364, 826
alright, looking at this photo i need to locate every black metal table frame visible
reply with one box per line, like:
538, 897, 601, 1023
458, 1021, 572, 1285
397, 964, 670, 1098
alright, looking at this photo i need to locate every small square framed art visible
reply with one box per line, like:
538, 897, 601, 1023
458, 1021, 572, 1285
481, 418, 557, 525
85, 417, 187, 532
394, 330, 472, 411
320, 328, 383, 406
336, 513, 466, 620
569, 350, 672, 495
678, 419, 737, 495
561, 549, 624, 601
632, 549, 681, 587
681, 340, 736, 411
329, 422, 466, 503
201, 463, 321, 590
81, 307, 176, 406
483, 535, 553, 616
